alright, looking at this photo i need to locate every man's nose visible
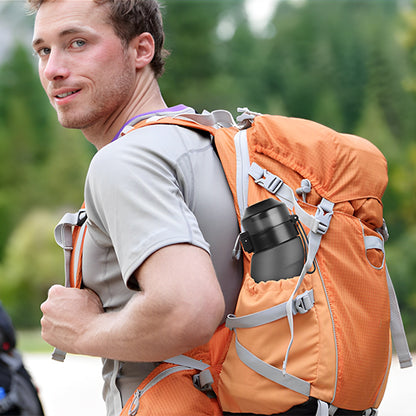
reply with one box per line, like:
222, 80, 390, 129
42, 50, 70, 81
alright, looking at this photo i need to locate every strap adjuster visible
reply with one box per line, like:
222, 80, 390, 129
294, 290, 315, 314
250, 166, 284, 194
263, 172, 283, 194
193, 369, 215, 397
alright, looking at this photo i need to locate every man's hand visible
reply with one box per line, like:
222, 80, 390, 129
40, 244, 225, 362
40, 285, 104, 354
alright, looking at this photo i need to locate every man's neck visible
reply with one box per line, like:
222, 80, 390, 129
82, 72, 167, 150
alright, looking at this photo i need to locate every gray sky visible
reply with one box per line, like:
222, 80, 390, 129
0, 1, 34, 63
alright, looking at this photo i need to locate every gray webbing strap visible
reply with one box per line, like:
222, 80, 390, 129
233, 331, 310, 397
281, 198, 333, 372
143, 109, 237, 130
234, 130, 250, 228
164, 355, 209, 371
54, 212, 79, 288
316, 400, 329, 416
52, 209, 87, 363
364, 234, 413, 369
226, 290, 315, 330
176, 109, 237, 129
52, 212, 79, 363
363, 234, 385, 270
164, 355, 213, 394
385, 264, 413, 368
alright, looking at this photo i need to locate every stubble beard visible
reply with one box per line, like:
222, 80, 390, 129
55, 65, 135, 131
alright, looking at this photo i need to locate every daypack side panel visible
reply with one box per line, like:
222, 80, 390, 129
245, 115, 391, 409
315, 212, 391, 410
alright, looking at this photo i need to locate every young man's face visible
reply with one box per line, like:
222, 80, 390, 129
32, 0, 136, 131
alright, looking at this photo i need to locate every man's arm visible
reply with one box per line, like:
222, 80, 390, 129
41, 244, 225, 361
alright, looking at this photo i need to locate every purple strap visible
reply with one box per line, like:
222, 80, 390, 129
112, 104, 189, 142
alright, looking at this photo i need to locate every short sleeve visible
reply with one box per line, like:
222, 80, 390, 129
84, 125, 211, 287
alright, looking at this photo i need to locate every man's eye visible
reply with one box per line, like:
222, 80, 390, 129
37, 47, 51, 57
71, 40, 86, 49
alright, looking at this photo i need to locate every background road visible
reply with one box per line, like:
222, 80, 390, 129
23, 353, 415, 416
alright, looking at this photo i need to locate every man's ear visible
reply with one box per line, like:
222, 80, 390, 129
131, 32, 155, 70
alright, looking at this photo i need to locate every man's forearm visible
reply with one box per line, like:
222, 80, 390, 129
41, 245, 225, 362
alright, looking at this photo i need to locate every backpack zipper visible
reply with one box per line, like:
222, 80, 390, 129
128, 365, 190, 416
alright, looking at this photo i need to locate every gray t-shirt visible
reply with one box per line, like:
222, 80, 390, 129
82, 118, 242, 415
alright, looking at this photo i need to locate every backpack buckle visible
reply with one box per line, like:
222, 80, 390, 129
294, 290, 315, 314
250, 167, 284, 195
312, 199, 334, 235
193, 369, 215, 398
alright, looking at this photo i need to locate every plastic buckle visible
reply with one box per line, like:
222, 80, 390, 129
263, 171, 283, 194
312, 200, 334, 235
253, 170, 283, 194
193, 369, 216, 398
249, 164, 284, 195
294, 291, 315, 314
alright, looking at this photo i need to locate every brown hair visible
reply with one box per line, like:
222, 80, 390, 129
26, 0, 169, 77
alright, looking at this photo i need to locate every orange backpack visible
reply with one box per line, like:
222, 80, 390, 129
54, 108, 412, 415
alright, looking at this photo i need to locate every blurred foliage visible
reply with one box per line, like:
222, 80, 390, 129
0, 0, 415, 348
0, 209, 63, 327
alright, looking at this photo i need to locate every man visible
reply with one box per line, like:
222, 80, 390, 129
28, 0, 242, 414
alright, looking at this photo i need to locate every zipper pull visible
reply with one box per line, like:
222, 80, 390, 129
128, 390, 142, 416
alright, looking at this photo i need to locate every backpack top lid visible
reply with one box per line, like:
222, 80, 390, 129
249, 115, 388, 204
0, 303, 16, 352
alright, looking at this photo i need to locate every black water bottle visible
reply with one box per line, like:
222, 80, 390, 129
240, 198, 305, 282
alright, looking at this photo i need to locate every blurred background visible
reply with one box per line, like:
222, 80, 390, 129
0, 0, 415, 353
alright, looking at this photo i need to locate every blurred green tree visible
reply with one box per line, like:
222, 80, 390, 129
0, 43, 93, 260
0, 209, 64, 327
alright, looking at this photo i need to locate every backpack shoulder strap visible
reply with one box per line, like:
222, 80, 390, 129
52, 204, 87, 363
54, 204, 87, 289
124, 109, 238, 146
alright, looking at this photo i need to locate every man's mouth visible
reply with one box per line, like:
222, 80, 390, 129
56, 90, 80, 98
